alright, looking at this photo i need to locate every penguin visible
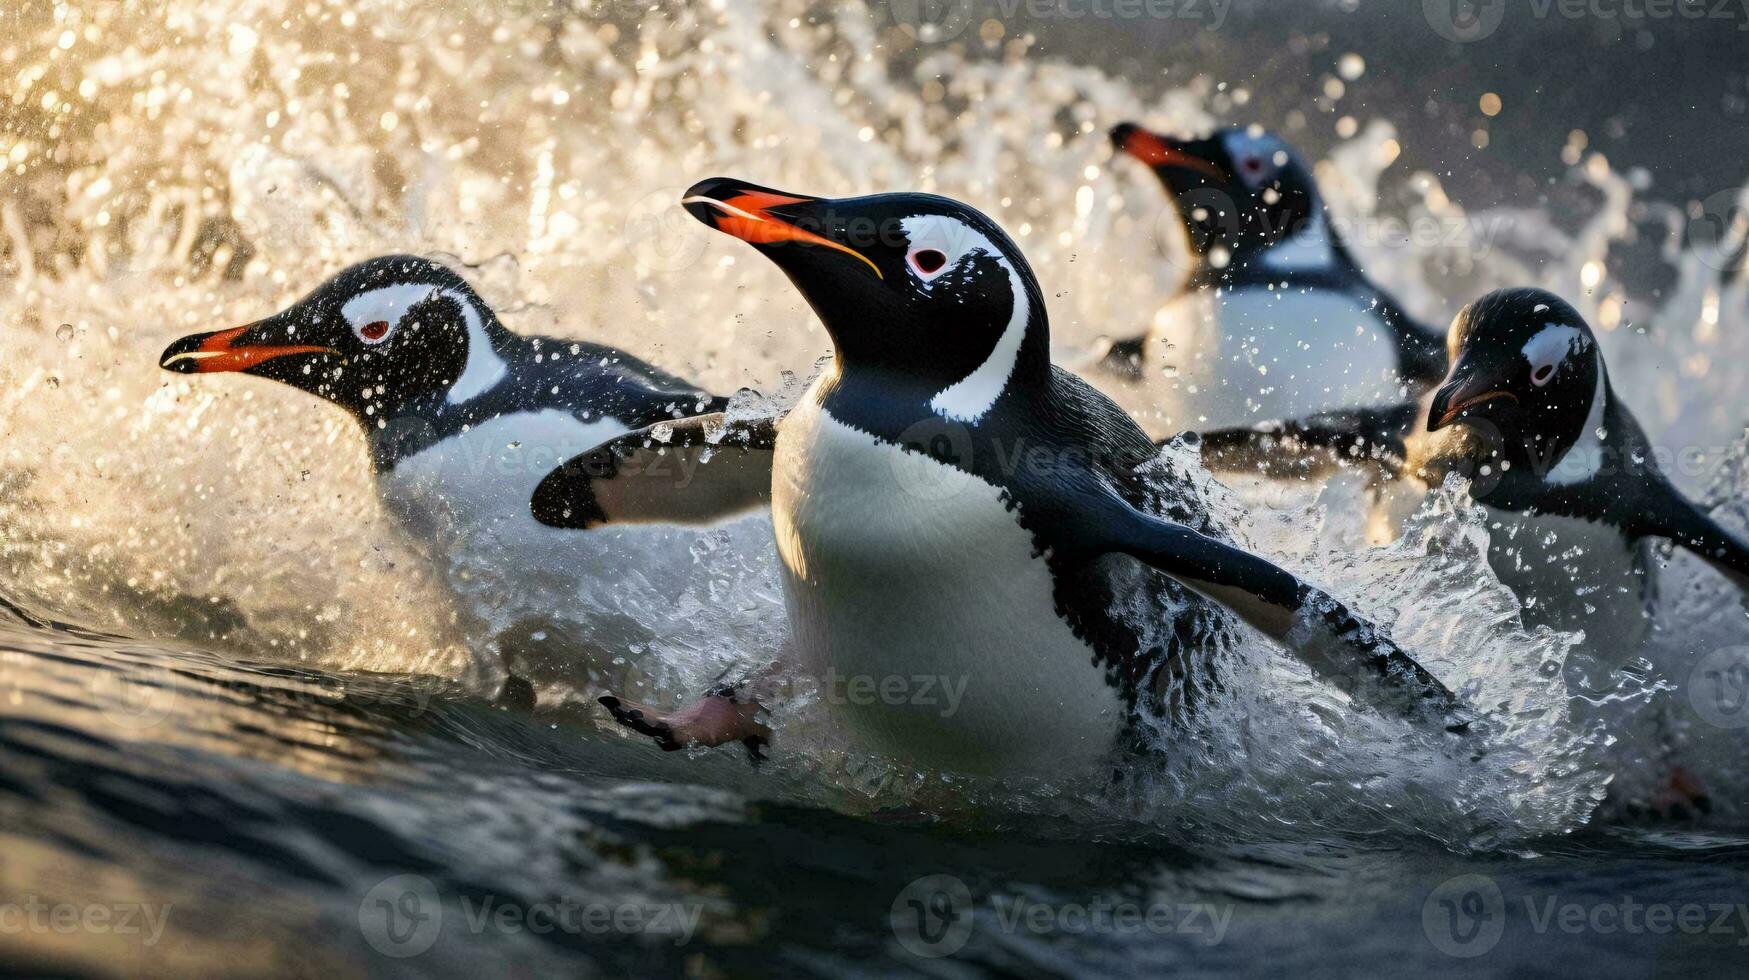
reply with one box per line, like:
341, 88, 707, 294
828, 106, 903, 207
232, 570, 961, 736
1202, 287, 1749, 651
1102, 122, 1446, 434
529, 178, 1471, 776
159, 255, 731, 688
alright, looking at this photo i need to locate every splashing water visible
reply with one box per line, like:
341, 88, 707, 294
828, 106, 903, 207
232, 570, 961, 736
2, 0, 1748, 851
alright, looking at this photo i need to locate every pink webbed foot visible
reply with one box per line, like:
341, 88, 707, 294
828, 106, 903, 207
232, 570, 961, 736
598, 687, 772, 761
1650, 766, 1713, 820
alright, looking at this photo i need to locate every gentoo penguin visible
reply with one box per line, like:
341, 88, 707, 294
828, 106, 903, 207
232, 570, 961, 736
1204, 288, 1749, 651
1103, 122, 1446, 434
160, 255, 731, 689
530, 178, 1471, 776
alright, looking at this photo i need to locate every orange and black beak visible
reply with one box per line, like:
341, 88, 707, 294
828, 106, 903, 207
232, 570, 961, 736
159, 323, 336, 375
1427, 368, 1518, 431
1109, 123, 1226, 180
681, 177, 883, 279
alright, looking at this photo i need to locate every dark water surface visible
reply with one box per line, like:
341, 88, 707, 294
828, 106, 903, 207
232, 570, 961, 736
2, 610, 1746, 978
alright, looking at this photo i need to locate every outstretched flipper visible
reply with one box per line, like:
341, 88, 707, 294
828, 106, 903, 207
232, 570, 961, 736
599, 687, 771, 761
1193, 404, 1417, 480
531, 413, 778, 530
1633, 478, 1749, 597
1084, 493, 1472, 732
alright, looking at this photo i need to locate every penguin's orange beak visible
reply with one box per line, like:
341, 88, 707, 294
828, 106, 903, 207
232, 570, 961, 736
1110, 123, 1226, 179
159, 325, 336, 374
681, 177, 883, 279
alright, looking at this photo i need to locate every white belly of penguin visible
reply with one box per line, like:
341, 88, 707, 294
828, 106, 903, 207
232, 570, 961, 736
772, 397, 1125, 779
378, 410, 629, 554
1481, 505, 1651, 663
1146, 287, 1406, 431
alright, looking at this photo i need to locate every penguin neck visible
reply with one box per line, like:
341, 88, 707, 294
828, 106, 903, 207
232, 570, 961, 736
442, 295, 515, 405
335, 303, 517, 466
1540, 353, 1613, 489
1472, 359, 1619, 514
1187, 201, 1355, 290
823, 303, 1052, 427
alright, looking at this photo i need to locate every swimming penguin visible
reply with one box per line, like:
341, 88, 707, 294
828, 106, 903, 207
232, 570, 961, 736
159, 255, 734, 687
1204, 287, 1749, 650
1102, 123, 1446, 434
530, 179, 1471, 775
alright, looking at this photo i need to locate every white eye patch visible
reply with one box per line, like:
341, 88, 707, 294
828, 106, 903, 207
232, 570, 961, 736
340, 283, 440, 343
1221, 130, 1289, 189
899, 214, 1029, 424
1521, 323, 1588, 387
339, 281, 507, 403
899, 214, 993, 286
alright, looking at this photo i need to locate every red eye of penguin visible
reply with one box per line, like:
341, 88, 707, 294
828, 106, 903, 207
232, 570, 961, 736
910, 249, 948, 276
359, 320, 391, 342
1531, 363, 1556, 386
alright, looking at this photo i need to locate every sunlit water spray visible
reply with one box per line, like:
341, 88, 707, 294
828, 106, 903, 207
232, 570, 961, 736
1, 0, 1747, 846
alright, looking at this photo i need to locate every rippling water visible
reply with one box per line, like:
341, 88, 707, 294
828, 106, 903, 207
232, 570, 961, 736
2, 0, 1748, 975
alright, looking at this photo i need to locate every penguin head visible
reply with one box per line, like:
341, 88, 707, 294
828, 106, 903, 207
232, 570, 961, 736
159, 255, 509, 422
1111, 123, 1324, 266
683, 177, 1046, 416
1426, 288, 1604, 475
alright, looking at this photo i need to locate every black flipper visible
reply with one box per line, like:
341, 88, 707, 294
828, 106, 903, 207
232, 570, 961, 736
530, 413, 778, 530
1192, 404, 1418, 480
1084, 493, 1471, 732
1633, 479, 1749, 596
